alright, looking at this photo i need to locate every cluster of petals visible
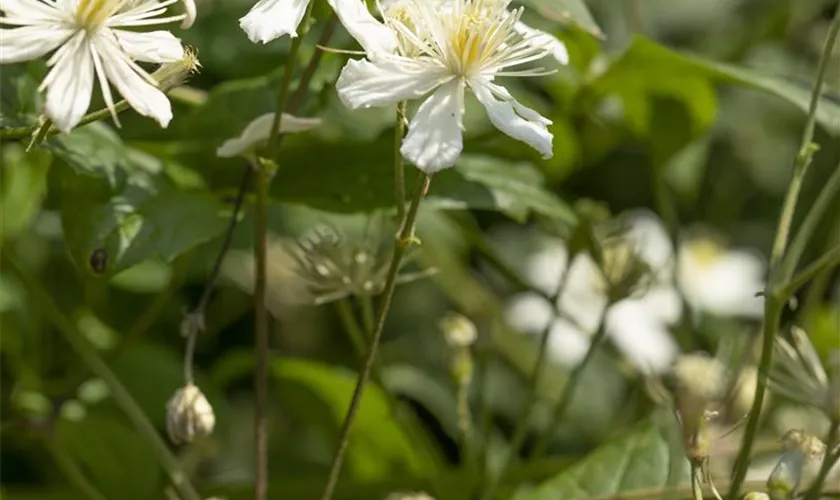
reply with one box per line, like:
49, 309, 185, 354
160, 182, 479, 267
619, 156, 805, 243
0, 0, 195, 132
239, 0, 569, 172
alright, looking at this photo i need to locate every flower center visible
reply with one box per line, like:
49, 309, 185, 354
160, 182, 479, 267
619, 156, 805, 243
75, 0, 122, 30
685, 238, 723, 270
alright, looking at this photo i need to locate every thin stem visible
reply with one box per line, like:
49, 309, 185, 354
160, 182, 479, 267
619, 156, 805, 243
530, 302, 611, 459
484, 259, 574, 499
782, 161, 840, 282
394, 102, 407, 221
359, 295, 376, 338
727, 7, 840, 498
266, 3, 315, 153
3, 255, 202, 500
319, 173, 432, 500
803, 418, 840, 500
782, 244, 840, 299
47, 440, 109, 500
288, 14, 338, 113
184, 166, 251, 384
26, 118, 53, 151
253, 159, 271, 500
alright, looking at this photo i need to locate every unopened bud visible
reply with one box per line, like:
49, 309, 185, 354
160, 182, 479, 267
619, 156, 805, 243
153, 48, 200, 92
166, 383, 215, 444
668, 353, 726, 424
768, 449, 804, 500
743, 493, 770, 500
385, 493, 435, 500
439, 313, 477, 348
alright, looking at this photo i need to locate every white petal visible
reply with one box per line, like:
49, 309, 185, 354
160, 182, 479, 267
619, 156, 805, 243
606, 300, 679, 374
180, 0, 196, 28
0, 0, 67, 22
525, 242, 569, 295
239, 0, 309, 43
546, 319, 591, 367
43, 33, 94, 133
112, 30, 184, 63
0, 26, 73, 63
513, 21, 569, 65
505, 293, 553, 333
93, 34, 173, 128
326, 0, 397, 58
623, 210, 674, 271
336, 56, 450, 109
400, 79, 464, 173
217, 112, 322, 157
469, 77, 553, 159
558, 253, 608, 332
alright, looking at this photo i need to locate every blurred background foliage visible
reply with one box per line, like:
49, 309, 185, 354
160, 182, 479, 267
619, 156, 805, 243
1, 0, 839, 499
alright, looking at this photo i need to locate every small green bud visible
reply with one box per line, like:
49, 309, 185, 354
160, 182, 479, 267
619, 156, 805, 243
767, 449, 804, 500
743, 492, 770, 500
439, 313, 477, 348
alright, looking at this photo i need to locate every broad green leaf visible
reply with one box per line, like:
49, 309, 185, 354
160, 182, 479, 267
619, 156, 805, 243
107, 343, 184, 427
276, 358, 435, 481
56, 412, 161, 500
518, 0, 603, 38
595, 37, 840, 136
514, 412, 690, 500
0, 143, 51, 242
0, 62, 42, 128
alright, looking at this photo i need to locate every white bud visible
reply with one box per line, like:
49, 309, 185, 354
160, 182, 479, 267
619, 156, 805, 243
166, 383, 215, 444
768, 449, 804, 500
216, 113, 322, 158
439, 313, 477, 348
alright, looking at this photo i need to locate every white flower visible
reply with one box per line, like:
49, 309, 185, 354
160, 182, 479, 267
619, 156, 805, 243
0, 0, 190, 133
335, 0, 564, 173
216, 112, 322, 158
677, 234, 765, 318
240, 0, 395, 45
505, 211, 681, 374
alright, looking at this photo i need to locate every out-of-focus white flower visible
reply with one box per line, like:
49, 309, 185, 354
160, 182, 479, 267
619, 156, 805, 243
239, 0, 394, 45
505, 211, 681, 374
336, 0, 564, 173
0, 0, 191, 133
677, 235, 765, 318
216, 112, 322, 158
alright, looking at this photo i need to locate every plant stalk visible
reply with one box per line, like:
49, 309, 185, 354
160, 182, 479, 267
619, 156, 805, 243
319, 173, 432, 500
253, 159, 272, 500
394, 102, 407, 221
3, 255, 202, 500
727, 6, 840, 497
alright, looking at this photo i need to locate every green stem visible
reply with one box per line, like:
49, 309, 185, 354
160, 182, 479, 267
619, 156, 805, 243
727, 6, 840, 498
359, 295, 376, 338
266, 3, 314, 153
530, 302, 611, 459
253, 159, 272, 500
319, 173, 432, 500
781, 161, 840, 282
483, 258, 575, 499
336, 300, 370, 358
782, 244, 840, 299
3, 255, 202, 500
47, 439, 109, 500
803, 418, 840, 500
394, 102, 407, 221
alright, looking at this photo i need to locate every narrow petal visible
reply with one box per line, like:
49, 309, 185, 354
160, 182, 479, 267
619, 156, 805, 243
0, 26, 73, 63
469, 77, 553, 159
180, 0, 196, 28
0, 0, 67, 22
326, 0, 397, 58
336, 57, 450, 109
239, 0, 309, 43
217, 112, 322, 157
112, 29, 184, 63
513, 21, 569, 65
43, 32, 94, 133
93, 33, 173, 128
400, 79, 464, 173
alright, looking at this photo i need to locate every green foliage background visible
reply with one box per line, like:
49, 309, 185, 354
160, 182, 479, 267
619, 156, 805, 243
1, 0, 839, 499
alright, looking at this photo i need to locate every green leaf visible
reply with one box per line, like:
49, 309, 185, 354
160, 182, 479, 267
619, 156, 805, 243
0, 143, 51, 242
518, 0, 603, 38
49, 124, 228, 277
56, 412, 162, 500
514, 413, 690, 500
275, 358, 435, 481
0, 62, 42, 128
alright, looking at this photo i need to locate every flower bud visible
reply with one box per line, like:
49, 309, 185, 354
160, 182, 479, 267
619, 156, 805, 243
767, 449, 804, 500
385, 493, 435, 500
439, 313, 477, 348
743, 493, 770, 500
166, 383, 215, 444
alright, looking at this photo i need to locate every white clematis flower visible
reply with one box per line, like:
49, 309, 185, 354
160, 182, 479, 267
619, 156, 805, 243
0, 0, 191, 133
505, 212, 682, 374
216, 112, 322, 158
335, 0, 564, 173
